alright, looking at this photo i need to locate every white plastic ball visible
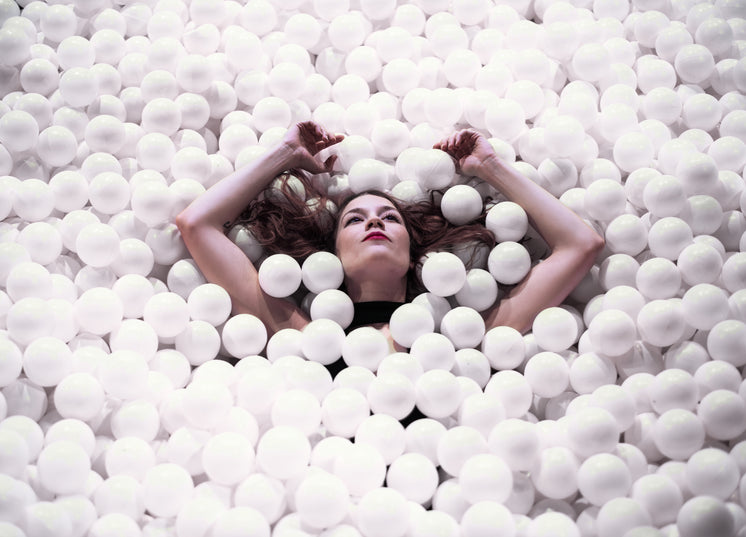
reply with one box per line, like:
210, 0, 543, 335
605, 215, 648, 256
481, 326, 526, 370
436, 424, 489, 479
342, 327, 389, 371
370, 119, 410, 160
88, 172, 130, 215
333, 442, 386, 496
653, 409, 705, 461
630, 474, 683, 528
293, 471, 349, 530
674, 44, 715, 84
588, 309, 637, 357
0, 429, 29, 479
643, 174, 686, 217
596, 498, 652, 537
545, 115, 586, 158
410, 332, 456, 371
681, 283, 729, 331
636, 257, 681, 300
221, 313, 268, 359
487, 418, 539, 473
572, 43, 611, 82
36, 126, 77, 167
187, 283, 232, 327
676, 496, 734, 537
6, 261, 53, 301
484, 370, 533, 418
37, 440, 91, 495
22, 336, 73, 388
439, 307, 486, 350
130, 181, 174, 227
302, 252, 344, 294
328, 13, 369, 52
577, 453, 632, 507
440, 185, 483, 226
347, 158, 392, 193
0, 110, 38, 153
455, 269, 498, 312
459, 453, 513, 504
136, 133, 176, 172
584, 179, 626, 222
532, 307, 578, 352
531, 446, 580, 500
255, 426, 311, 481
73, 287, 123, 336
142, 463, 194, 518
565, 406, 620, 458
488, 241, 531, 285
682, 94, 722, 132
258, 254, 302, 298
386, 452, 438, 505
321, 387, 369, 438
6, 297, 54, 346
366, 372, 416, 420
302, 318, 346, 365
415, 369, 462, 419
309, 289, 353, 328
698, 389, 746, 441
421, 252, 467, 297
685, 447, 739, 500
201, 432, 255, 486
485, 99, 526, 141
389, 303, 435, 348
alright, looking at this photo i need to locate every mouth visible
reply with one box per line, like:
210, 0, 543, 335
364, 232, 389, 242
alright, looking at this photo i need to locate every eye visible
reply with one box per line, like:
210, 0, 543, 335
383, 213, 401, 223
344, 215, 362, 226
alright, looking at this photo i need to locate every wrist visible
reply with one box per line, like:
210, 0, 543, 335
465, 152, 500, 179
276, 141, 300, 165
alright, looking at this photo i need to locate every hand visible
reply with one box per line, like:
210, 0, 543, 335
282, 121, 345, 174
433, 129, 497, 178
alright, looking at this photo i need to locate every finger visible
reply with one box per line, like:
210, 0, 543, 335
445, 133, 460, 154
322, 133, 345, 148
323, 154, 337, 171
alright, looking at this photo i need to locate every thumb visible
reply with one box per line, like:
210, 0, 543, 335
305, 154, 335, 174
321, 154, 337, 172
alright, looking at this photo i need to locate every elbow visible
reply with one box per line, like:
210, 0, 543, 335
173, 211, 191, 235
582, 231, 605, 263
589, 231, 605, 254
174, 210, 201, 241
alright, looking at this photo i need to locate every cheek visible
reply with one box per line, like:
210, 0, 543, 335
334, 230, 350, 260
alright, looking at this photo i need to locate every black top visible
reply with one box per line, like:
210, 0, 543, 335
344, 301, 405, 334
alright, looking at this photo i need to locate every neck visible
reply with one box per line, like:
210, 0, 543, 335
344, 277, 407, 303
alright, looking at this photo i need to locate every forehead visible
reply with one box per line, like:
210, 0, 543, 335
341, 194, 399, 214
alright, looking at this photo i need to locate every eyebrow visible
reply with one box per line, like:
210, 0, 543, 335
342, 205, 399, 218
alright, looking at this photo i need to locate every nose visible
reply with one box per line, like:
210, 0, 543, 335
366, 215, 384, 230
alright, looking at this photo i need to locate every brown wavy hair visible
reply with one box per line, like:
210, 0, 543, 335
233, 171, 496, 299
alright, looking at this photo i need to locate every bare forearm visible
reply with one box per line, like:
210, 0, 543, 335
476, 156, 602, 251
176, 143, 296, 231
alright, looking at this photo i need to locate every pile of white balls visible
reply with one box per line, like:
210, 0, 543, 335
1, 0, 746, 536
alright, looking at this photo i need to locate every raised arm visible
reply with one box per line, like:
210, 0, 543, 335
174, 121, 344, 336
434, 130, 605, 334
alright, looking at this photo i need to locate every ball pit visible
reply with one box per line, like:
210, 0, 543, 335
0, 0, 745, 535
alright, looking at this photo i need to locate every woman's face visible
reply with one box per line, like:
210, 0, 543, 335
334, 194, 411, 284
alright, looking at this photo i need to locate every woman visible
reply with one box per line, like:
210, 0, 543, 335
175, 121, 604, 349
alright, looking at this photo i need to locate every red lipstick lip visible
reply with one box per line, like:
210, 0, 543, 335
364, 232, 389, 241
